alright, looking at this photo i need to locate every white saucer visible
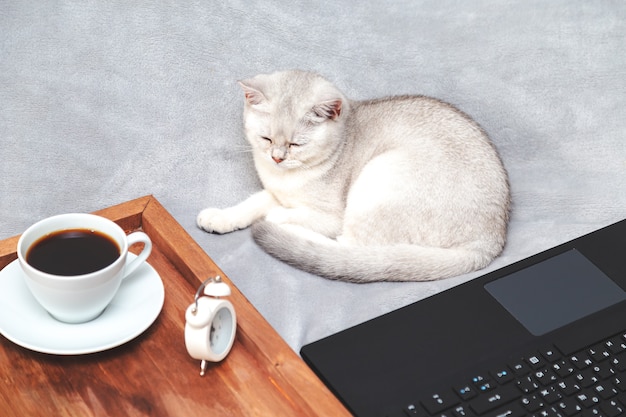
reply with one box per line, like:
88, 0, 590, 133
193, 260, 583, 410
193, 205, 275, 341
0, 253, 164, 355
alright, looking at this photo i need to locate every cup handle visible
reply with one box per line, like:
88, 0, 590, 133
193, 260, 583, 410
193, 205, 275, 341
123, 231, 153, 279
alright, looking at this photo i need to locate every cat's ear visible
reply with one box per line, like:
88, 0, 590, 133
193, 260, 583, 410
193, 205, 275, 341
312, 99, 343, 121
238, 80, 267, 106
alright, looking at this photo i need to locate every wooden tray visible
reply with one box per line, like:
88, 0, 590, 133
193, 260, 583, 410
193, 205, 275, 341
0, 196, 350, 417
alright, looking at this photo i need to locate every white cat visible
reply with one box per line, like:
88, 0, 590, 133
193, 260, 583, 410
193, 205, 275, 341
198, 70, 510, 282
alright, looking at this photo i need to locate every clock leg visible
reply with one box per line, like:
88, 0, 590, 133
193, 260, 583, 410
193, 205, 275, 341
200, 359, 208, 376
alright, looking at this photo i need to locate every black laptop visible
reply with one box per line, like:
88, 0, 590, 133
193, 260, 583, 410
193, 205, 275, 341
301, 219, 626, 417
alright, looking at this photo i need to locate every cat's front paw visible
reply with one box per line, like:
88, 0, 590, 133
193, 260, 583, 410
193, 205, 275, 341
197, 208, 241, 234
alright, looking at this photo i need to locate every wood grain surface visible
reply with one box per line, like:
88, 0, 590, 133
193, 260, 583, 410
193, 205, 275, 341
0, 196, 350, 417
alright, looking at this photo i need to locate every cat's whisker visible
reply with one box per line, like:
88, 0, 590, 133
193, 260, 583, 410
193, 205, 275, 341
232, 145, 254, 154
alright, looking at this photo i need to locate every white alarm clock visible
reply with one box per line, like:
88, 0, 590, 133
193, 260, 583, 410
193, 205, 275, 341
184, 276, 237, 376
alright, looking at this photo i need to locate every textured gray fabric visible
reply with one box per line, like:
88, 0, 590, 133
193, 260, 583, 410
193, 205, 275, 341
1, 1, 625, 353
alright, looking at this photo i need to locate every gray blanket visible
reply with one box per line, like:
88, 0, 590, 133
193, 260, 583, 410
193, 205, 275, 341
2, 1, 625, 354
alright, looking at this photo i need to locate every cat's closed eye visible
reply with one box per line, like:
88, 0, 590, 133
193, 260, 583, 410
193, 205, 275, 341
260, 136, 272, 144
289, 143, 301, 148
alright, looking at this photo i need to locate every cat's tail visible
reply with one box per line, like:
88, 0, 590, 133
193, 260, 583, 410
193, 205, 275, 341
251, 221, 499, 282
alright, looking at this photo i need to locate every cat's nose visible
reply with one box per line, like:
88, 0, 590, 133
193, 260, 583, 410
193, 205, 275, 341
272, 156, 284, 164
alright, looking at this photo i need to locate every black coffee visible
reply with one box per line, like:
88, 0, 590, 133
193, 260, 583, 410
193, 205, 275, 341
26, 229, 120, 276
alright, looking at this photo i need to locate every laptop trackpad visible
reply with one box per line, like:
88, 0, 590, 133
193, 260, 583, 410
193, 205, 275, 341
485, 249, 626, 336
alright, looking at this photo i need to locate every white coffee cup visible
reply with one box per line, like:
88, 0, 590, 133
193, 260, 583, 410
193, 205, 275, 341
17, 213, 152, 324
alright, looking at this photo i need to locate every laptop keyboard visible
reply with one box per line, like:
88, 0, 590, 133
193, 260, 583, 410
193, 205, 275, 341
393, 331, 626, 417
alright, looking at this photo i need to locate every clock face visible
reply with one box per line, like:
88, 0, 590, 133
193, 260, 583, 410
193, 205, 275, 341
209, 307, 234, 354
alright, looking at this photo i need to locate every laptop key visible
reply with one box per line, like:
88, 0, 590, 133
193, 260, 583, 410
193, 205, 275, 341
592, 382, 618, 400
591, 362, 615, 379
554, 397, 583, 416
534, 369, 558, 386
454, 384, 478, 401
402, 403, 428, 416
526, 354, 546, 370
613, 351, 626, 372
606, 337, 626, 354
573, 369, 600, 388
483, 400, 526, 417
552, 360, 575, 378
556, 378, 581, 396
588, 345, 611, 362
570, 353, 590, 370
471, 375, 494, 392
517, 375, 540, 394
599, 399, 624, 417
490, 368, 514, 384
605, 338, 624, 354
521, 395, 545, 412
420, 392, 460, 415
611, 376, 625, 392
508, 360, 530, 377
540, 346, 561, 363
576, 391, 600, 408
537, 386, 562, 404
450, 404, 474, 416
468, 384, 521, 415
